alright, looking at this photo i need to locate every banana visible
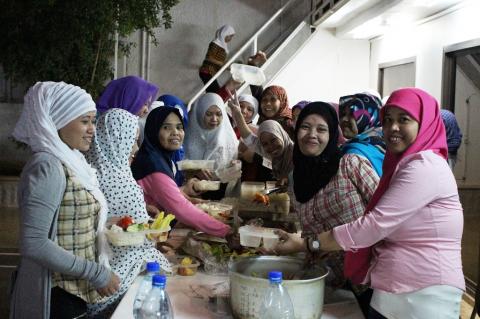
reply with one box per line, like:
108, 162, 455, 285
151, 211, 165, 229
158, 214, 175, 230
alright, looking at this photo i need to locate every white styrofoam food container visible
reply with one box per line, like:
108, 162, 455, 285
239, 225, 279, 248
177, 160, 215, 171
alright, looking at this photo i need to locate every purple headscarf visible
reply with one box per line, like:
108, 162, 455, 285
97, 76, 159, 115
292, 100, 310, 111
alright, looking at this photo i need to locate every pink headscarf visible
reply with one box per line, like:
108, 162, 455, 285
344, 87, 448, 284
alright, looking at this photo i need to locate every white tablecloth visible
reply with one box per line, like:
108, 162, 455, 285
111, 272, 364, 319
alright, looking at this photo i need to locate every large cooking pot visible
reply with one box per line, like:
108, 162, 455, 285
229, 256, 328, 319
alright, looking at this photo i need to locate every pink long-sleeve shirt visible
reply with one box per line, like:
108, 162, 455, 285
137, 172, 230, 237
333, 150, 465, 293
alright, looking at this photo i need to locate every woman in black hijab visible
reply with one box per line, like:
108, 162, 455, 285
267, 102, 380, 316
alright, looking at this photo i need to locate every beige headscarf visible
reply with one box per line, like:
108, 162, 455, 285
13, 81, 111, 268
256, 120, 294, 179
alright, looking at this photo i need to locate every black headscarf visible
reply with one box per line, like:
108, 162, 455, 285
293, 102, 342, 203
131, 107, 184, 184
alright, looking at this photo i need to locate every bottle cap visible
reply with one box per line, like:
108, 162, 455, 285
152, 274, 167, 287
146, 261, 160, 273
268, 271, 283, 283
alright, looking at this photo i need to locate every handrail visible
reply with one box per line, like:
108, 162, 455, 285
187, 0, 300, 110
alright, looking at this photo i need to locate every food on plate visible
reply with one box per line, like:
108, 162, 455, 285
117, 216, 135, 230
253, 192, 269, 206
194, 180, 221, 191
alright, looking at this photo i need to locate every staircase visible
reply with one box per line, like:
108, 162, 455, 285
187, 0, 323, 109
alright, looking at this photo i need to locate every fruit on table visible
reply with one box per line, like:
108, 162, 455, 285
178, 257, 196, 276
180, 257, 193, 265
117, 216, 135, 230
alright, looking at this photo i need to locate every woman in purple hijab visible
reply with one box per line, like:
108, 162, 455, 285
96, 76, 159, 117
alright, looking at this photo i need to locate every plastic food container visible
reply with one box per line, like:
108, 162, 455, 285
230, 63, 266, 85
177, 160, 215, 171
177, 256, 200, 276
239, 226, 279, 248
105, 226, 170, 246
194, 180, 221, 191
240, 182, 265, 200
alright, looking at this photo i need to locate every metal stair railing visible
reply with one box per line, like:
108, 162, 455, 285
187, 0, 304, 111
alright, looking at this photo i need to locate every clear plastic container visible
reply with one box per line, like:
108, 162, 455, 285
239, 226, 263, 247
262, 230, 280, 250
105, 226, 170, 246
240, 181, 265, 200
177, 256, 200, 276
230, 63, 266, 85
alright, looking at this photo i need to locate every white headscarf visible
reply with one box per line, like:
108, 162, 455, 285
213, 25, 235, 54
184, 93, 239, 169
238, 94, 259, 123
12, 81, 111, 268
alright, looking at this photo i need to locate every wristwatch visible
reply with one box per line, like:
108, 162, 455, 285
307, 236, 321, 252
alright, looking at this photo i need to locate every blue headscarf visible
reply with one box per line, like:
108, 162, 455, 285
339, 93, 385, 176
131, 107, 184, 185
441, 109, 462, 155
157, 95, 188, 165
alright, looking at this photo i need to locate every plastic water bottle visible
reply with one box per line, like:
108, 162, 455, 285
140, 274, 174, 319
259, 271, 295, 319
133, 261, 160, 318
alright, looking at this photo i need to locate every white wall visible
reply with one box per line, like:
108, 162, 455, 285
369, 1, 480, 101
272, 27, 370, 105
369, 1, 480, 186
116, 0, 310, 103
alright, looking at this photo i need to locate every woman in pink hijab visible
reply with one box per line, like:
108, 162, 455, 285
276, 88, 465, 318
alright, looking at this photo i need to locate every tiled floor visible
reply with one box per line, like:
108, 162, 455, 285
461, 294, 478, 319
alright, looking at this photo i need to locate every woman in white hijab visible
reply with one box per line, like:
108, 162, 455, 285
86, 108, 170, 317
184, 92, 239, 173
199, 25, 236, 93
10, 82, 119, 319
